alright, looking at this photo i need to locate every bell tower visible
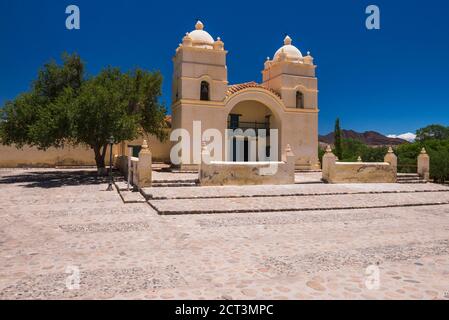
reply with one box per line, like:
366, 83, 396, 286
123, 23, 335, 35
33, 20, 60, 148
171, 21, 229, 169
262, 35, 320, 170
172, 21, 228, 104
262, 36, 318, 110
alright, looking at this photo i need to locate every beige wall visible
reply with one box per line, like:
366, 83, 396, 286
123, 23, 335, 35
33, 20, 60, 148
1, 132, 171, 168
118, 133, 171, 163
324, 161, 397, 184
0, 144, 98, 168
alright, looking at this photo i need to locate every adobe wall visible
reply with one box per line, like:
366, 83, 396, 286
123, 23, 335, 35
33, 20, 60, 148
0, 144, 99, 168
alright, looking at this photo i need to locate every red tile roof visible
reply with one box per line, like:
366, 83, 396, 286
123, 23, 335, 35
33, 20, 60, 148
226, 82, 281, 98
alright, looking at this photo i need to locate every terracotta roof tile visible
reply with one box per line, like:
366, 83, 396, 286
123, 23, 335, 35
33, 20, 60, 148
226, 82, 281, 98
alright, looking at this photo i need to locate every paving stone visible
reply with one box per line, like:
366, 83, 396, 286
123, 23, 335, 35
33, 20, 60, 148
1, 168, 449, 300
149, 192, 449, 215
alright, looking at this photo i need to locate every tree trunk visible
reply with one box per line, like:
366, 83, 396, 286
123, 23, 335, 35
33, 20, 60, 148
93, 144, 107, 175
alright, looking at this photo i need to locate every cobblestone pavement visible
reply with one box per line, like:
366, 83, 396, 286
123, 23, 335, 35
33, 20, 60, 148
1, 169, 449, 300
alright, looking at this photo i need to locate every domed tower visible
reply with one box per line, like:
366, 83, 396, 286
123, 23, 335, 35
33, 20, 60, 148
263, 35, 317, 110
171, 21, 228, 169
262, 35, 319, 170
171, 21, 228, 104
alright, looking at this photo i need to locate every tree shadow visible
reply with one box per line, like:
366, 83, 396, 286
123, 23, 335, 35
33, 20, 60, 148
0, 170, 111, 189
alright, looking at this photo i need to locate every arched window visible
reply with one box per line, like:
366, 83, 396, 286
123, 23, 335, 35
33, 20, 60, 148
296, 91, 304, 109
200, 81, 210, 101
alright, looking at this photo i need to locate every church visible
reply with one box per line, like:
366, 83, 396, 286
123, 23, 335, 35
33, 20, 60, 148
170, 21, 320, 170
0, 21, 320, 170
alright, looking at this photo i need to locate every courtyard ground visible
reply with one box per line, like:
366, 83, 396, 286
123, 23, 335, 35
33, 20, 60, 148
0, 168, 449, 299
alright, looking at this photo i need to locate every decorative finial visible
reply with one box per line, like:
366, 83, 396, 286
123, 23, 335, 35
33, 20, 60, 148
307, 51, 311, 56
195, 20, 204, 30
325, 145, 332, 153
357, 156, 362, 162
266, 56, 270, 61
285, 144, 292, 153
141, 140, 148, 149
421, 147, 427, 154
217, 37, 221, 41
284, 35, 292, 45
388, 146, 394, 153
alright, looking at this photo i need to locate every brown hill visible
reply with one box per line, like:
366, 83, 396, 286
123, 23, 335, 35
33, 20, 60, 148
319, 130, 407, 146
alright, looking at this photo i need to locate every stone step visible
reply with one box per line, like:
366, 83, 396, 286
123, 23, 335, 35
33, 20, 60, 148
398, 181, 427, 184
152, 180, 198, 188
397, 174, 420, 178
397, 178, 425, 182
148, 191, 449, 215
141, 183, 449, 200
397, 174, 426, 184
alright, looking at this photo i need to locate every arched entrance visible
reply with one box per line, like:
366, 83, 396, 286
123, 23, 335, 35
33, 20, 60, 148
227, 100, 280, 162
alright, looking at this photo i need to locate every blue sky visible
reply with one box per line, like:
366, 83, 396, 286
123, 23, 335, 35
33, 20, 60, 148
1, 0, 448, 135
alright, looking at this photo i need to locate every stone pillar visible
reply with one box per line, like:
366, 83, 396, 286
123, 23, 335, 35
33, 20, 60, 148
322, 145, 336, 182
282, 144, 295, 164
283, 144, 295, 184
137, 140, 152, 188
417, 148, 430, 181
384, 147, 397, 171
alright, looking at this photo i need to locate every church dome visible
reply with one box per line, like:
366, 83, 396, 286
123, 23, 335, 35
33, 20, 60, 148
188, 21, 214, 49
273, 35, 303, 62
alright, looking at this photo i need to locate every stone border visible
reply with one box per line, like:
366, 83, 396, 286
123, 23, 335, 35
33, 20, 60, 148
148, 200, 449, 215
144, 189, 449, 200
113, 181, 147, 204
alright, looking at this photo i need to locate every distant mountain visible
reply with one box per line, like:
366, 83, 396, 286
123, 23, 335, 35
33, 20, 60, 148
319, 130, 408, 146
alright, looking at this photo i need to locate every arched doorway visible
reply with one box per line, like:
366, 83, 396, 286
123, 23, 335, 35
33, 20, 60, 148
227, 100, 280, 162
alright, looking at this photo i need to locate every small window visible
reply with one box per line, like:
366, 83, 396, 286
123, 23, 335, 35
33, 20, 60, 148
296, 91, 304, 109
200, 81, 210, 101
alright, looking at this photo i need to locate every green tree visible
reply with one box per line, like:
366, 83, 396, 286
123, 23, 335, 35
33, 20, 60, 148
422, 139, 449, 183
416, 124, 449, 141
0, 53, 167, 171
341, 138, 387, 162
334, 118, 343, 159
0, 53, 84, 148
395, 143, 422, 173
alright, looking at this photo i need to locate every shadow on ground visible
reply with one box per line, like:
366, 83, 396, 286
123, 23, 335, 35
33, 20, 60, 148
0, 170, 110, 188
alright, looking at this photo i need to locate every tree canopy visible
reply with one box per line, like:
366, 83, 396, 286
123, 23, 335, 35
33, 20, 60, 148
416, 124, 449, 141
0, 53, 168, 169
